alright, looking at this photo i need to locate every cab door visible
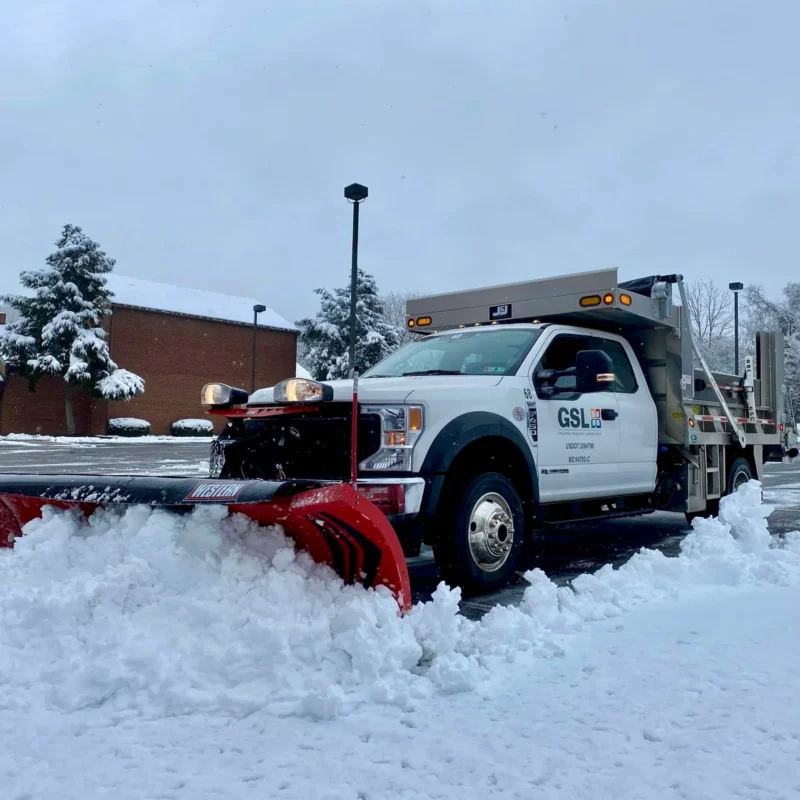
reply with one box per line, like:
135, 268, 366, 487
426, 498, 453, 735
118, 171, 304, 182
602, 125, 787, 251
531, 332, 621, 502
591, 335, 658, 495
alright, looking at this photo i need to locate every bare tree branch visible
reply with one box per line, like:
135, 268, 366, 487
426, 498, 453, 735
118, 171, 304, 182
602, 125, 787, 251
684, 279, 734, 344
381, 290, 423, 347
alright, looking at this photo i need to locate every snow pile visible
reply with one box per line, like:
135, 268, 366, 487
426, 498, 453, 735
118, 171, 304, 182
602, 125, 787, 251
107, 417, 150, 436
171, 418, 214, 436
1, 481, 798, 724
0, 504, 424, 720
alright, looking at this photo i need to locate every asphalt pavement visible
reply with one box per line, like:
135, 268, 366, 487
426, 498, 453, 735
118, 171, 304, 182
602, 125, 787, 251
1, 438, 798, 619
0, 439, 210, 476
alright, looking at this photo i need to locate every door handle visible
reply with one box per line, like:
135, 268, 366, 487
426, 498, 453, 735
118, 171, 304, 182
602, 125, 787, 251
601, 408, 618, 421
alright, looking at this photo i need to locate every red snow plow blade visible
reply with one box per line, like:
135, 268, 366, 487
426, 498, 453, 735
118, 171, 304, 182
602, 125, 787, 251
0, 474, 411, 612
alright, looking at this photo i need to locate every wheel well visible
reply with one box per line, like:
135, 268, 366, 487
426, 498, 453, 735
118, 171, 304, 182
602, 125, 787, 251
724, 446, 757, 490
441, 436, 535, 508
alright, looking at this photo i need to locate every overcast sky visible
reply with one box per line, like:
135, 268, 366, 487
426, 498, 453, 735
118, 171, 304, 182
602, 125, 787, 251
2, 0, 798, 323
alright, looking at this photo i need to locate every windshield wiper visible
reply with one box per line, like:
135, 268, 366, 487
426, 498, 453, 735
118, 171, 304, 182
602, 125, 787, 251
401, 369, 462, 376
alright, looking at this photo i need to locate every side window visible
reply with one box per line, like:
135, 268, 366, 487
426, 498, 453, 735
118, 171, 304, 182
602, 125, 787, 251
591, 337, 638, 394
532, 334, 593, 397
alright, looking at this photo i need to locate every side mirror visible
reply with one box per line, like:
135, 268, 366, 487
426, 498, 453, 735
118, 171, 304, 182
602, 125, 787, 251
576, 350, 615, 394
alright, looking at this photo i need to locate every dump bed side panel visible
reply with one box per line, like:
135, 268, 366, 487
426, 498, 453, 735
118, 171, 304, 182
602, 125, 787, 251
627, 325, 688, 445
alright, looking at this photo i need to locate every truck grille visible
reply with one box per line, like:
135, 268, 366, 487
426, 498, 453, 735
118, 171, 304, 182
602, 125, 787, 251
213, 405, 382, 481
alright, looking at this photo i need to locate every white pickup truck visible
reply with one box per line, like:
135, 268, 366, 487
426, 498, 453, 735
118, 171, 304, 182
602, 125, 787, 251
204, 268, 795, 593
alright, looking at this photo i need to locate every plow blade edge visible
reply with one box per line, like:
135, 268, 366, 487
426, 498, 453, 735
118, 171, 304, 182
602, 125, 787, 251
0, 474, 411, 612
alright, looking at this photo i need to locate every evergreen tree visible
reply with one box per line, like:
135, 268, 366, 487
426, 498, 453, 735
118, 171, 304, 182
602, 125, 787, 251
296, 268, 400, 380
0, 224, 144, 434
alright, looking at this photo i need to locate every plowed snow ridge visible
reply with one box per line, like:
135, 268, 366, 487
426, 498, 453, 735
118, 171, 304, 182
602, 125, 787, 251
1, 482, 799, 722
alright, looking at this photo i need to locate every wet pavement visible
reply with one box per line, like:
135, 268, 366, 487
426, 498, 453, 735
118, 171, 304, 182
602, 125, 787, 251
1, 438, 798, 619
0, 438, 211, 476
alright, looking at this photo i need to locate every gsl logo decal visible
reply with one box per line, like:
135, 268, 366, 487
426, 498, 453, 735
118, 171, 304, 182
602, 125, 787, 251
557, 408, 602, 429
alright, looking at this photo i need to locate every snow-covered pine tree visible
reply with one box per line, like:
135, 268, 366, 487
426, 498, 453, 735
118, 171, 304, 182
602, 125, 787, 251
296, 268, 400, 380
0, 224, 145, 434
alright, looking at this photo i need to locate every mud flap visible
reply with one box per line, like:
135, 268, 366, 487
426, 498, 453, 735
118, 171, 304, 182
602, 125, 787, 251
0, 475, 411, 612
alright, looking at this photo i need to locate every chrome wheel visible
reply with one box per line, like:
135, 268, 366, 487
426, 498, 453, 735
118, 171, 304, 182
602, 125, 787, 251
467, 492, 515, 573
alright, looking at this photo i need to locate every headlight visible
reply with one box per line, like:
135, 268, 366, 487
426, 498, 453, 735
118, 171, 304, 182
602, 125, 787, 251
201, 383, 249, 407
273, 378, 334, 404
360, 405, 424, 471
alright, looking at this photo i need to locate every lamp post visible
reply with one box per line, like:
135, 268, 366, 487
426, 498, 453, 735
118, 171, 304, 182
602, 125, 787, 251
729, 282, 743, 374
344, 182, 368, 376
251, 303, 266, 392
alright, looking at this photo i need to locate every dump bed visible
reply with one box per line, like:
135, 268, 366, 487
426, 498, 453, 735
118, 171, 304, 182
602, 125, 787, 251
406, 267, 681, 333
406, 268, 786, 451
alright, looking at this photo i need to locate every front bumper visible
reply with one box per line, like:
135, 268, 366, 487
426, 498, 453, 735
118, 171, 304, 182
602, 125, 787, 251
350, 477, 429, 557
354, 477, 425, 516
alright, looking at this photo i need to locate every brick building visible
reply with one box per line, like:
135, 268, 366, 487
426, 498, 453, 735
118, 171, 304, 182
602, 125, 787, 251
0, 275, 298, 436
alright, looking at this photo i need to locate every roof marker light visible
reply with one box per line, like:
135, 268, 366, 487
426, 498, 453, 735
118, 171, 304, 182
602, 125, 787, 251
603, 293, 615, 305
416, 316, 432, 327
620, 293, 632, 306
580, 295, 601, 307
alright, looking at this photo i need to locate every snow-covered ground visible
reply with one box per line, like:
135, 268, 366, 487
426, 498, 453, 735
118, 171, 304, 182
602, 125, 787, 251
0, 432, 215, 445
1, 483, 799, 798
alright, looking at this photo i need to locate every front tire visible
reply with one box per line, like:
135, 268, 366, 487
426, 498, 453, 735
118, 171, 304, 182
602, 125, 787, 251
433, 472, 525, 593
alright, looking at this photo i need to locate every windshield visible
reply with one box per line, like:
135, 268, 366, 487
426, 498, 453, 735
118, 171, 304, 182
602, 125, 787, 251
363, 328, 542, 378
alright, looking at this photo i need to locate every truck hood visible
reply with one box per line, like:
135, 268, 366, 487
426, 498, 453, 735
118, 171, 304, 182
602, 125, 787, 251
247, 375, 504, 405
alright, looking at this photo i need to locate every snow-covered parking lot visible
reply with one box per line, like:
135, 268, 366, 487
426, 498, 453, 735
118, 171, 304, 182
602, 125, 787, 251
1, 439, 799, 799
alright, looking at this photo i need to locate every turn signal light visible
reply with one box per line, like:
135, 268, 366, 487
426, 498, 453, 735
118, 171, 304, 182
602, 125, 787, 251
416, 317, 432, 327
408, 407, 423, 431
603, 293, 615, 305
620, 293, 632, 306
580, 295, 601, 307
385, 431, 407, 446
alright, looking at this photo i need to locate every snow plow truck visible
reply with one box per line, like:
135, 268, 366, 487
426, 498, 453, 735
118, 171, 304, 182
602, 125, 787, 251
1, 268, 796, 611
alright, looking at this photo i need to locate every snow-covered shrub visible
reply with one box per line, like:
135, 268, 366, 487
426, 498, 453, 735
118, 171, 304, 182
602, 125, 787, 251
107, 417, 150, 437
171, 418, 214, 437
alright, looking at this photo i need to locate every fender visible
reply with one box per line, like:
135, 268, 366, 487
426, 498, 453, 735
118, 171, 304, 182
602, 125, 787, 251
420, 411, 539, 508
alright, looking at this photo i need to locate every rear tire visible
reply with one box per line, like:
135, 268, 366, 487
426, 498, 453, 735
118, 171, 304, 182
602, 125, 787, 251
432, 472, 525, 593
685, 456, 753, 525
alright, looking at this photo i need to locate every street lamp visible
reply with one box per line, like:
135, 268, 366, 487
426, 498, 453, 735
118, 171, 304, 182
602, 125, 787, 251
729, 282, 744, 374
251, 303, 267, 392
344, 182, 368, 375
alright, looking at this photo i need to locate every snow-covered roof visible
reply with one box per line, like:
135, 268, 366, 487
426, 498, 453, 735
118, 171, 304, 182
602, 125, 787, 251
105, 274, 295, 332
296, 362, 312, 379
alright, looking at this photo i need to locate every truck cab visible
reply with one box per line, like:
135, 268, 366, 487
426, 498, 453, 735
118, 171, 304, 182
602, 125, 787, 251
203, 268, 791, 594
